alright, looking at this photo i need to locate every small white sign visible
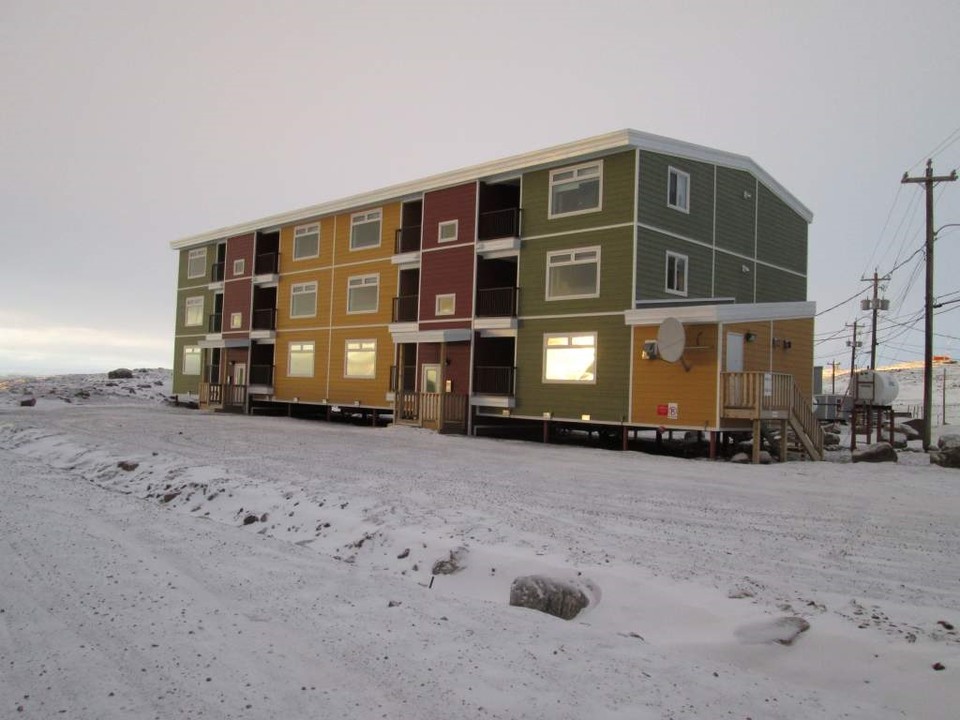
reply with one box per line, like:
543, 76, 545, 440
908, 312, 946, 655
667, 403, 679, 420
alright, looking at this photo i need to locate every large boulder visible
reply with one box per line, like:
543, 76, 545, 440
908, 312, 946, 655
931, 434, 960, 469
107, 368, 134, 379
509, 575, 594, 621
851, 442, 898, 463
823, 432, 840, 447
897, 423, 921, 441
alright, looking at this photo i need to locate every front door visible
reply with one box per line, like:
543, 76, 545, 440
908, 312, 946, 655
421, 364, 441, 425
726, 333, 744, 372
421, 364, 440, 393
230, 362, 246, 406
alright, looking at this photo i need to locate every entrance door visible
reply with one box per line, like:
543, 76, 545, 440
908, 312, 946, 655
421, 364, 440, 393
726, 333, 744, 372
421, 364, 441, 425
230, 362, 246, 406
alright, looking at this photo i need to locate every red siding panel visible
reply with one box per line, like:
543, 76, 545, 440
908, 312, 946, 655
419, 244, 475, 325
421, 183, 476, 251
223, 233, 254, 337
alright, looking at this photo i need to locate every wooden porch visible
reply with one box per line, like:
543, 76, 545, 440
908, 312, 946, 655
198, 383, 247, 414
393, 391, 468, 434
720, 372, 824, 462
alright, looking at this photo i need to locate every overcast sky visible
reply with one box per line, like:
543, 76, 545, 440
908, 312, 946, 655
2, 0, 959, 375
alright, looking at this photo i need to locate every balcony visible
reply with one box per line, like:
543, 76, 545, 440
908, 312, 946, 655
252, 308, 277, 331
208, 313, 222, 333
210, 262, 225, 282
476, 287, 518, 318
477, 208, 521, 241
392, 294, 419, 323
473, 366, 515, 395
249, 364, 274, 387
395, 226, 422, 254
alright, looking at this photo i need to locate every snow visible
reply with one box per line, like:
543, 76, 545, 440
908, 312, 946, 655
1, 369, 958, 719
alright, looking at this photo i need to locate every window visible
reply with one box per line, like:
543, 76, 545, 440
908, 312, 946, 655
293, 223, 320, 260
187, 248, 207, 279
543, 333, 596, 383
546, 246, 600, 300
347, 274, 379, 313
230, 312, 242, 329
435, 293, 456, 316
668, 167, 690, 213
184, 296, 204, 327
288, 341, 315, 377
438, 220, 458, 243
665, 252, 688, 296
182, 346, 201, 376
350, 209, 381, 250
290, 281, 317, 318
344, 339, 376, 379
233, 259, 245, 276
549, 160, 602, 218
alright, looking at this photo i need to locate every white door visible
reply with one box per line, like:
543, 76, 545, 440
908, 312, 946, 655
421, 364, 440, 393
233, 362, 247, 387
726, 333, 744, 372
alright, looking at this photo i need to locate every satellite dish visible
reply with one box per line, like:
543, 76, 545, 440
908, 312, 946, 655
657, 317, 686, 363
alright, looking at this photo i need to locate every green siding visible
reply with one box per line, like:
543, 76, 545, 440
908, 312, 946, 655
715, 167, 756, 257
521, 150, 635, 238
757, 184, 807, 275
513, 315, 630, 422
177, 245, 215, 288
172, 337, 202, 395
174, 287, 213, 336
714, 251, 755, 303
519, 227, 633, 316
173, 245, 215, 395
635, 227, 712, 301
756, 265, 806, 303
637, 151, 714, 243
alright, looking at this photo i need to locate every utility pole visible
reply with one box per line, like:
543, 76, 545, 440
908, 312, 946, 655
846, 321, 861, 392
830, 360, 840, 394
860, 271, 890, 370
902, 160, 958, 450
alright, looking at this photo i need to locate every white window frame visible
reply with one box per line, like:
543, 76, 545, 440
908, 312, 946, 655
184, 296, 204, 327
290, 281, 318, 318
182, 346, 201, 376
542, 332, 597, 384
548, 160, 603, 219
665, 251, 688, 296
187, 248, 207, 279
288, 341, 315, 378
230, 312, 242, 329
667, 166, 691, 213
350, 209, 382, 250
545, 246, 601, 301
438, 219, 459, 243
435, 293, 456, 316
344, 339, 377, 379
347, 274, 379, 314
293, 223, 320, 260
233, 259, 245, 276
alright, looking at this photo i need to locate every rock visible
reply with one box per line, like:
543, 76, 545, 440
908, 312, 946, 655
117, 461, 139, 472
758, 450, 773, 465
161, 491, 180, 503
19, 396, 36, 407
891, 433, 908, 450
902, 418, 924, 434
242, 514, 259, 525
932, 662, 946, 671
730, 452, 750, 464
734, 616, 810, 645
823, 432, 840, 447
938, 434, 960, 450
730, 451, 772, 464
397, 548, 410, 560
107, 368, 134, 379
387, 600, 401, 608
931, 442, 960, 469
823, 422, 842, 434
851, 442, 897, 463
897, 423, 921, 441
432, 547, 468, 575
509, 575, 592, 621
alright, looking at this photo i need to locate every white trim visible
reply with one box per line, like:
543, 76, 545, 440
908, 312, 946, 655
186, 248, 207, 279
624, 300, 816, 326
287, 340, 315, 378
390, 328, 472, 344
349, 208, 382, 251
290, 281, 318, 318
545, 246, 601, 301
522, 221, 634, 242
344, 338, 377, 379
521, 310, 626, 321
438, 219, 459, 243
435, 293, 456, 316
665, 251, 688, 297
548, 159, 603, 219
346, 273, 379, 314
667, 166, 690, 213
293, 223, 320, 261
542, 331, 598, 384
171, 128, 812, 250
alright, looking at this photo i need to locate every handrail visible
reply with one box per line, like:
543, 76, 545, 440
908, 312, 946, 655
477, 207, 522, 240
475, 286, 518, 317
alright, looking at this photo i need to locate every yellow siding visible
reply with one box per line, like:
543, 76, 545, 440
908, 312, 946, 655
723, 321, 771, 372
333, 202, 401, 261
330, 258, 398, 327
721, 318, 814, 396
631, 324, 719, 428
326, 327, 394, 408
279, 216, 336, 274
273, 331, 331, 403
276, 268, 333, 330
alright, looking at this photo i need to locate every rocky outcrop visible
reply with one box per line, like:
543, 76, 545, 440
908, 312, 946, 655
851, 442, 897, 463
509, 575, 594, 621
931, 434, 960, 469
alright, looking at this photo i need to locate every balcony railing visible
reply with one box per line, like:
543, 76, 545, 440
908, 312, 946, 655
208, 313, 222, 333
211, 262, 225, 282
204, 365, 221, 384
473, 366, 516, 395
392, 294, 419, 323
395, 225, 422, 254
249, 364, 274, 386
476, 286, 518, 317
252, 307, 276, 330
477, 208, 521, 241
255, 253, 278, 275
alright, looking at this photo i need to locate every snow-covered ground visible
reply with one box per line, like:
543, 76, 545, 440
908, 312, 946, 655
1, 370, 958, 719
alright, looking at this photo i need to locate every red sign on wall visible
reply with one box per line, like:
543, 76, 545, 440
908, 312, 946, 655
656, 404, 668, 416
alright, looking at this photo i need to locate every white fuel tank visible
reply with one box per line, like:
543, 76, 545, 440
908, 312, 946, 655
850, 370, 899, 405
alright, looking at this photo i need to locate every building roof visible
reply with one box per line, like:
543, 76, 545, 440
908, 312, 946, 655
170, 129, 813, 250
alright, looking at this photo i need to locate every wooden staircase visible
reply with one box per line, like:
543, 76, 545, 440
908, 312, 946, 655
721, 372, 824, 462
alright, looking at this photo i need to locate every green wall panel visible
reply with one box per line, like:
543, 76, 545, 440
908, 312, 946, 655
521, 150, 635, 238
757, 184, 807, 274
715, 167, 756, 256
513, 315, 630, 422
756, 265, 806, 303
638, 151, 714, 243
635, 227, 713, 301
714, 250, 755, 303
172, 337, 202, 395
